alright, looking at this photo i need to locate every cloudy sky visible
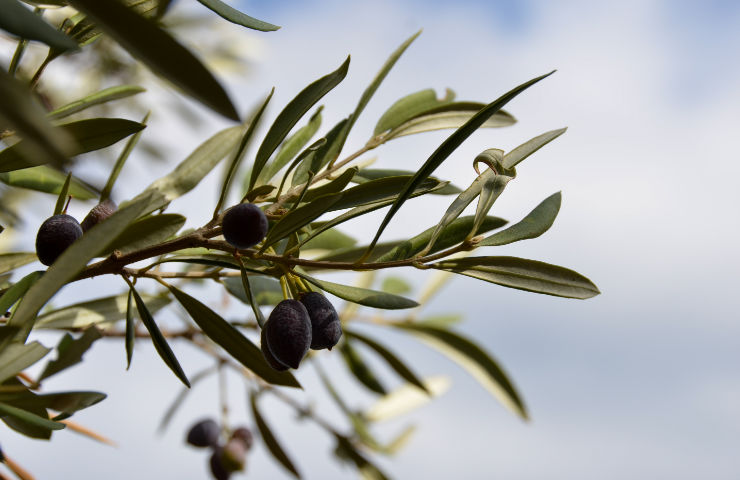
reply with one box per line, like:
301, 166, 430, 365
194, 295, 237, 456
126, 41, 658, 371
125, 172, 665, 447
4, 1, 740, 479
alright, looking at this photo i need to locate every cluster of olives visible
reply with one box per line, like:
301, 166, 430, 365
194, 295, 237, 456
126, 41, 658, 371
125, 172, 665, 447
186, 419, 253, 479
35, 199, 117, 266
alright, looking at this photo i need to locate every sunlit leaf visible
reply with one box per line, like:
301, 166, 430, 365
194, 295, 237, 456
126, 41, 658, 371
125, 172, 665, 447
0, 166, 97, 200
48, 85, 146, 120
195, 0, 280, 31
379, 277, 411, 295
384, 103, 515, 140
363, 375, 450, 422
374, 88, 455, 135
67, 0, 239, 120
432, 256, 600, 299
168, 285, 300, 388
479, 192, 561, 247
295, 272, 418, 310
250, 392, 301, 478
0, 253, 37, 275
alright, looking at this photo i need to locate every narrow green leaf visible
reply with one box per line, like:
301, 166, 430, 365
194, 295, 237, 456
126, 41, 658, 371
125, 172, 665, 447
291, 118, 348, 186
479, 192, 561, 247
0, 252, 37, 275
100, 111, 149, 202
223, 276, 282, 307
0, 271, 43, 315
215, 89, 273, 216
261, 193, 342, 249
300, 167, 357, 204
168, 285, 300, 388
158, 365, 217, 433
340, 341, 387, 395
374, 88, 455, 135
432, 256, 600, 299
262, 107, 323, 184
125, 289, 134, 369
104, 213, 185, 256
363, 376, 450, 422
301, 227, 356, 251
353, 168, 461, 195
53, 172, 72, 216
237, 270, 267, 328
34, 391, 106, 415
9, 193, 155, 341
380, 277, 411, 295
384, 103, 515, 141
128, 125, 242, 215
364, 71, 555, 257
503, 127, 567, 170
250, 392, 301, 478
346, 329, 428, 393
126, 279, 190, 388
34, 292, 170, 330
0, 118, 146, 172
333, 434, 391, 480
0, 342, 49, 384
471, 171, 513, 239
38, 327, 101, 381
395, 323, 528, 419
0, 0, 78, 51
311, 242, 403, 266
67, 0, 239, 120
321, 175, 443, 214
0, 70, 73, 171
0, 402, 64, 431
375, 215, 507, 263
0, 165, 97, 200
48, 85, 146, 120
249, 56, 350, 191
195, 0, 280, 31
295, 272, 418, 310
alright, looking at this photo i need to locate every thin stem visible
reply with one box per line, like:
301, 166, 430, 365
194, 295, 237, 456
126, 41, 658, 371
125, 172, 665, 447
8, 39, 29, 77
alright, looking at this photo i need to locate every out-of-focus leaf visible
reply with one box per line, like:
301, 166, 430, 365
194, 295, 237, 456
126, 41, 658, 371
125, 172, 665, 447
384, 425, 416, 455
333, 434, 390, 480
380, 277, 411, 295
503, 127, 567, 169
222, 276, 282, 307
346, 329, 427, 393
0, 118, 146, 172
0, 342, 49, 384
0, 271, 43, 315
250, 392, 301, 478
353, 168, 461, 195
238, 268, 266, 328
52, 173, 72, 216
48, 85, 146, 120
432, 256, 600, 299
128, 126, 242, 215
100, 111, 149, 203
34, 292, 170, 330
215, 89, 273, 216
0, 70, 73, 171
262, 107, 322, 183
67, 0, 239, 120
104, 214, 185, 255
340, 341, 386, 395
0, 0, 78, 51
125, 289, 134, 369
248, 56, 350, 191
364, 71, 554, 257
480, 192, 561, 247
31, 391, 106, 415
38, 327, 101, 381
296, 272, 418, 310
363, 376, 450, 422
195, 0, 280, 31
374, 88, 455, 135
301, 227, 356, 251
416, 314, 464, 328
0, 399, 54, 439
384, 103, 515, 140
394, 323, 527, 419
375, 215, 507, 263
158, 365, 217, 433
126, 280, 189, 388
0, 253, 37, 275
0, 166, 97, 200
168, 286, 300, 388
0, 402, 64, 432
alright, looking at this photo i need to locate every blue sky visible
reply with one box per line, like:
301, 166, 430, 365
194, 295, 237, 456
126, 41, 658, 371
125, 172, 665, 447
3, 1, 740, 479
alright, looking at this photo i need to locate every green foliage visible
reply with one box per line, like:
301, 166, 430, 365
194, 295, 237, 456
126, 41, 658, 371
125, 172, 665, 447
0, 3, 599, 478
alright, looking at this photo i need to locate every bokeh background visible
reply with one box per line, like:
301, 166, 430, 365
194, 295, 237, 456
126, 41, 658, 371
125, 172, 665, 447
2, 0, 740, 478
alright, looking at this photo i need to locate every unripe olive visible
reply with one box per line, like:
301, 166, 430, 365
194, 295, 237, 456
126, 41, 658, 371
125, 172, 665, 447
186, 418, 220, 448
300, 292, 342, 350
264, 299, 312, 369
221, 438, 247, 472
230, 426, 254, 450
35, 214, 83, 266
260, 325, 289, 371
221, 203, 268, 249
209, 447, 231, 480
80, 199, 117, 232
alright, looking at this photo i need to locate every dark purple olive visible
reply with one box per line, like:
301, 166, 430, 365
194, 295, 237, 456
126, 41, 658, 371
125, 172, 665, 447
186, 418, 220, 448
300, 292, 342, 350
221, 203, 268, 249
260, 325, 289, 371
264, 299, 312, 369
35, 214, 83, 266
80, 199, 117, 232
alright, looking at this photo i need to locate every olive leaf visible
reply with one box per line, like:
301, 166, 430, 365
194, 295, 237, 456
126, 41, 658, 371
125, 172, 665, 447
250, 391, 301, 478
0, 166, 97, 200
195, 0, 280, 31
48, 85, 146, 120
478, 192, 561, 247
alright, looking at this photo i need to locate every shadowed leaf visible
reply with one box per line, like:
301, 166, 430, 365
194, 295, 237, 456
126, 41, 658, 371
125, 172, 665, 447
250, 392, 301, 478
38, 327, 102, 381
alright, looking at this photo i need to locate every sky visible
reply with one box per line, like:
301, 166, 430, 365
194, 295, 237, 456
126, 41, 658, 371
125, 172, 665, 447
3, 1, 740, 479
